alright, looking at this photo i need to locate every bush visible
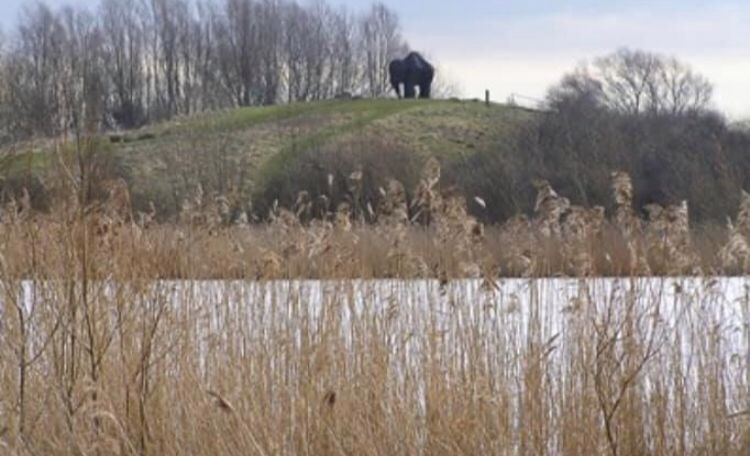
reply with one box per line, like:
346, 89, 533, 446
253, 134, 424, 220
445, 105, 749, 224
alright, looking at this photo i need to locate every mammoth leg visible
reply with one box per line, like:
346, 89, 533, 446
391, 81, 402, 98
404, 81, 416, 99
419, 83, 431, 99
388, 59, 405, 98
420, 67, 435, 99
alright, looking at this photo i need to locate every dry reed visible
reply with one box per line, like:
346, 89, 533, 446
1, 160, 750, 455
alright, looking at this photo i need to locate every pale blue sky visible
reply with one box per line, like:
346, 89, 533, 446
2, 0, 749, 117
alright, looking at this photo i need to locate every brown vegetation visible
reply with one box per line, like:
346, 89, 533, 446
1, 158, 750, 455
2, 160, 749, 280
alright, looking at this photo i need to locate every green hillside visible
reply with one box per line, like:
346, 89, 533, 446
106, 99, 531, 216
5, 97, 749, 225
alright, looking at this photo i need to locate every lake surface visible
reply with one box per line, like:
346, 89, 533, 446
16, 276, 750, 369
6, 276, 750, 452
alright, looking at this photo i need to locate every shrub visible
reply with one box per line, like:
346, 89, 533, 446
445, 106, 749, 224
253, 134, 424, 220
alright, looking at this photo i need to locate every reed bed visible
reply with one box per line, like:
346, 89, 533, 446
0, 163, 747, 280
1, 278, 749, 455
1, 162, 749, 454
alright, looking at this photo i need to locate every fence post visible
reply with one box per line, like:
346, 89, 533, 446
485, 90, 490, 107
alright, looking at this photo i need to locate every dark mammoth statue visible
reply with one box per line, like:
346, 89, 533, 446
389, 52, 434, 99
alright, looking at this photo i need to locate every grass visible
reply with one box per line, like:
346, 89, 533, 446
0, 151, 49, 174
251, 99, 430, 196
1, 99, 529, 218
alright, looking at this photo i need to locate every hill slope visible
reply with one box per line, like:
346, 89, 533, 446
107, 99, 531, 216
5, 98, 749, 225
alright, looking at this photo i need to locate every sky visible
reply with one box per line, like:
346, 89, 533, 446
2, 0, 749, 118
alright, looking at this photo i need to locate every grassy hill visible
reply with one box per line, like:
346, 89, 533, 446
4, 98, 750, 225
1, 98, 533, 218
101, 99, 531, 217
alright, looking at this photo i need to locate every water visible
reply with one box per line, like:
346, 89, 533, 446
5, 277, 750, 452
13, 276, 750, 379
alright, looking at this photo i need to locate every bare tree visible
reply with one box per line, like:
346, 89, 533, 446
596, 49, 662, 115
282, 1, 334, 102
175, 0, 198, 113
328, 7, 358, 96
547, 68, 607, 112
192, 1, 225, 111
101, 0, 147, 128
214, 0, 260, 106
0, 0, 414, 139
549, 48, 713, 116
7, 3, 66, 136
304, 1, 335, 101
359, 3, 407, 98
656, 56, 713, 115
256, 0, 283, 105
59, 5, 106, 139
282, 2, 307, 102
0, 27, 11, 143
149, 0, 185, 117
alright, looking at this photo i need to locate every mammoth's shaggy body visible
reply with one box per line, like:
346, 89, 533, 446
389, 52, 434, 99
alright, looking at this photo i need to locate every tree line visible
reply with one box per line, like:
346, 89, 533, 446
0, 0, 408, 143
